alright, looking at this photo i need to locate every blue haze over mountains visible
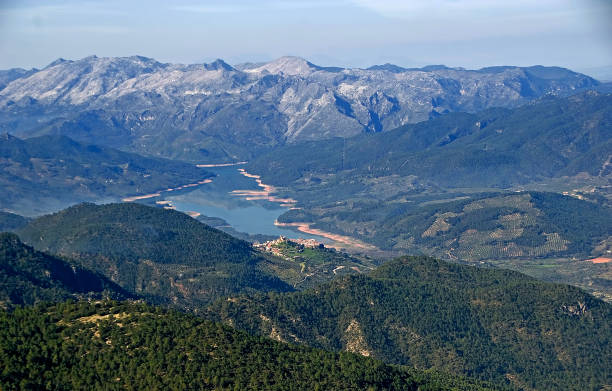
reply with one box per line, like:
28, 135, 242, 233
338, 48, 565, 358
0, 55, 601, 163
0, 0, 611, 387
0, 54, 611, 390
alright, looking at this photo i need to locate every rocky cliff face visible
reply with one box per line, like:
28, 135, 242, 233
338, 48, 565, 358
0, 55, 599, 162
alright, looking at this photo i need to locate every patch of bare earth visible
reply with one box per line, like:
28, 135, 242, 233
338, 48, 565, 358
343, 319, 372, 357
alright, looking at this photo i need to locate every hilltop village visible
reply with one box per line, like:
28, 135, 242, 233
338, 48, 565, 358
253, 236, 325, 257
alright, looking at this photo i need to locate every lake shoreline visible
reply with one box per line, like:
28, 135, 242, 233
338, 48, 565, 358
274, 220, 377, 252
120, 164, 380, 254
122, 179, 213, 202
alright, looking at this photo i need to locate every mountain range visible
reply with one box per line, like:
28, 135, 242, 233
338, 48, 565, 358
0, 55, 600, 162
248, 91, 611, 189
1, 54, 611, 391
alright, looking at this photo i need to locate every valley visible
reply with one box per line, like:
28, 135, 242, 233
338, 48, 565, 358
1, 89, 609, 303
150, 165, 386, 252
273, 220, 379, 252
151, 165, 329, 241
1, 54, 611, 391
241, 91, 612, 300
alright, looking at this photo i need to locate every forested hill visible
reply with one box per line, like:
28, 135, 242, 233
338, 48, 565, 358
0, 301, 503, 391
0, 233, 129, 308
248, 91, 611, 188
0, 133, 211, 216
18, 203, 255, 265
0, 211, 29, 232
17, 203, 293, 309
210, 256, 612, 391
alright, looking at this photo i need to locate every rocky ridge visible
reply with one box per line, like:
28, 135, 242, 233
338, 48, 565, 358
0, 55, 599, 162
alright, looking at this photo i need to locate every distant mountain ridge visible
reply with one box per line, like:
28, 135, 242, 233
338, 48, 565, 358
0, 133, 211, 215
249, 91, 612, 189
0, 211, 29, 232
0, 55, 599, 162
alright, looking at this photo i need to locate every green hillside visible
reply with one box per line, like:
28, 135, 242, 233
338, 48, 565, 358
255, 237, 379, 290
210, 256, 612, 391
249, 92, 611, 189
0, 233, 129, 308
17, 203, 293, 309
0, 301, 502, 391
0, 133, 212, 216
242, 92, 612, 297
278, 191, 612, 299
280, 192, 611, 260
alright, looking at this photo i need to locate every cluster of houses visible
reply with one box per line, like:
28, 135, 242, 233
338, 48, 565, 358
253, 236, 325, 257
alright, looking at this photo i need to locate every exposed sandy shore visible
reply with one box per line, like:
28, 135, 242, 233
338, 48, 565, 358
122, 178, 212, 202
196, 161, 248, 168
231, 169, 298, 205
122, 193, 161, 202
233, 168, 377, 252
164, 179, 212, 192
154, 200, 199, 219
274, 220, 376, 251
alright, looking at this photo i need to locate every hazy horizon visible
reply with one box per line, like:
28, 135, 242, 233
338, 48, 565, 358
1, 0, 611, 79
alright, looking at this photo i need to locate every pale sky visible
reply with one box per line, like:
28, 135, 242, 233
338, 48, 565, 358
0, 0, 611, 77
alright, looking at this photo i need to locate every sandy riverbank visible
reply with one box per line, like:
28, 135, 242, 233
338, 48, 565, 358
233, 168, 377, 252
154, 200, 201, 219
274, 220, 376, 251
122, 193, 161, 202
122, 179, 212, 202
231, 169, 298, 205
196, 161, 248, 168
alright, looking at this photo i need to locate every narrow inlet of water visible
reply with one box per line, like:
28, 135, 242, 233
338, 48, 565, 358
163, 166, 326, 241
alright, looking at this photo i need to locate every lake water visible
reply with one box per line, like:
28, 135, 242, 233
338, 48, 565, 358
164, 166, 326, 241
